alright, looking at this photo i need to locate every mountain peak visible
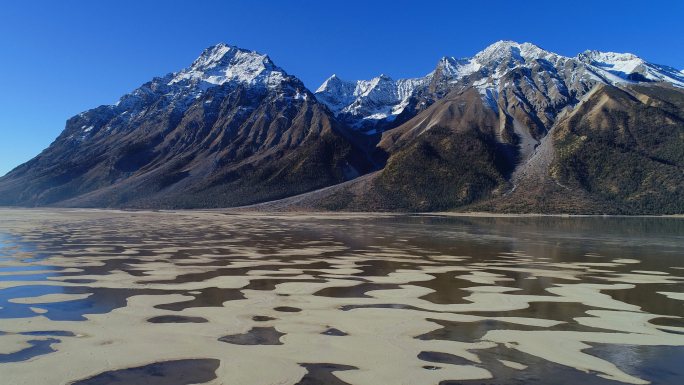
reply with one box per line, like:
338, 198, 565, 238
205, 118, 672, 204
169, 43, 288, 90
192, 43, 248, 65
476, 40, 522, 57
484, 40, 522, 50
474, 40, 552, 65
576, 49, 641, 65
316, 74, 354, 93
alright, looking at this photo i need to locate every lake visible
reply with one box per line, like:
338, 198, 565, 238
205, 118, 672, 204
0, 209, 683, 385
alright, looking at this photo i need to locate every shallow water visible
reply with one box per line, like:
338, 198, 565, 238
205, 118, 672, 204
0, 209, 683, 384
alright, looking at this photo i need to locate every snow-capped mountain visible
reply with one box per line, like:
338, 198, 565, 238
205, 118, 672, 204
67, 43, 314, 144
0, 43, 372, 208
316, 41, 684, 134
315, 74, 429, 133
170, 43, 289, 90
298, 42, 684, 214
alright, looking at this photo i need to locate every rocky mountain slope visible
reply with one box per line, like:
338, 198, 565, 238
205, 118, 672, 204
2, 41, 683, 213
281, 42, 684, 214
0, 44, 375, 208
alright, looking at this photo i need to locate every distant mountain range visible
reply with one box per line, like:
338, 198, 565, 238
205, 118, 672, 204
316, 42, 684, 135
2, 41, 683, 214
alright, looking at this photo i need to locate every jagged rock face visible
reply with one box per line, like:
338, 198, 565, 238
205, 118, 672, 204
0, 44, 375, 208
58, 44, 315, 154
274, 82, 684, 214
316, 41, 684, 138
315, 74, 430, 133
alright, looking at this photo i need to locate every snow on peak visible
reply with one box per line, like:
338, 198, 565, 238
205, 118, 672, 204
473, 40, 558, 66
577, 50, 644, 74
475, 40, 523, 61
90, 43, 315, 140
316, 41, 684, 133
169, 43, 288, 90
437, 57, 480, 79
577, 49, 684, 86
315, 72, 430, 125
316, 74, 352, 92
315, 75, 359, 114
578, 50, 640, 63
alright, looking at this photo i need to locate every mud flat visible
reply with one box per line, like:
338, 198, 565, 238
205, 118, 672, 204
0, 208, 683, 384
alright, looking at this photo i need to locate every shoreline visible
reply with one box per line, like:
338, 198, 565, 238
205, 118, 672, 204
0, 206, 682, 219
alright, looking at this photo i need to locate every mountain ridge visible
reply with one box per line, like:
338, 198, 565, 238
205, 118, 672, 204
1, 40, 683, 214
315, 40, 684, 135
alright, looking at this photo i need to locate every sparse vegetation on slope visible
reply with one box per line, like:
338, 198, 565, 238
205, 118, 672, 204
550, 86, 684, 214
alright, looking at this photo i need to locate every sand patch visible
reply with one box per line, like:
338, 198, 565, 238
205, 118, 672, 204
0, 334, 35, 355
658, 292, 684, 301
499, 359, 528, 370
8, 293, 93, 304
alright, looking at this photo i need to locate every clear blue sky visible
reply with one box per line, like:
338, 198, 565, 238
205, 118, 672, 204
1, 0, 682, 176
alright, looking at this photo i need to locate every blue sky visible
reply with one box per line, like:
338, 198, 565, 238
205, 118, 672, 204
1, 0, 682, 176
